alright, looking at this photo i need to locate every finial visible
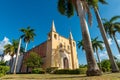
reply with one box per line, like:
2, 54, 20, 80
69, 31, 73, 40
51, 20, 56, 32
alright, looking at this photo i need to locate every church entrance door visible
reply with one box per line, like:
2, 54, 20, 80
63, 57, 69, 69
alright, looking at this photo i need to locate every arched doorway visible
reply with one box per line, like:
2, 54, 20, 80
63, 57, 69, 69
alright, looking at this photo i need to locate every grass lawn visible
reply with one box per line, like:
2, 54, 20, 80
1, 73, 120, 80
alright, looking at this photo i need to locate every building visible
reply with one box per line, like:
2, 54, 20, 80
21, 21, 79, 72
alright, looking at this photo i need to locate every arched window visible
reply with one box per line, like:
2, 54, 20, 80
48, 34, 51, 40
54, 34, 57, 39
63, 57, 69, 69
73, 42, 75, 47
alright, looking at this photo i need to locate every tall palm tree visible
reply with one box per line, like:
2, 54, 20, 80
103, 16, 120, 54
20, 26, 36, 52
91, 37, 104, 70
4, 44, 14, 72
78, 37, 104, 70
58, 0, 101, 76
13, 38, 22, 74
87, 0, 119, 72
4, 39, 24, 74
4, 39, 19, 73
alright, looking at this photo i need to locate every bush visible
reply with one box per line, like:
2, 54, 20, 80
46, 67, 58, 73
0, 61, 6, 66
101, 59, 111, 72
69, 69, 81, 74
54, 69, 70, 74
32, 68, 45, 74
0, 66, 10, 77
117, 61, 120, 69
79, 68, 87, 74
53, 69, 83, 74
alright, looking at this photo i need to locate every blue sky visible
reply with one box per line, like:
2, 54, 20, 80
0, 0, 120, 64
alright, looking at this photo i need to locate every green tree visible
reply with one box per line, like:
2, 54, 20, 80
14, 27, 35, 74
78, 37, 104, 70
20, 26, 36, 52
103, 16, 120, 54
87, 0, 119, 72
92, 37, 104, 70
101, 59, 111, 72
0, 61, 6, 66
58, 0, 101, 76
24, 52, 42, 72
4, 43, 15, 73
4, 39, 24, 73
13, 38, 22, 74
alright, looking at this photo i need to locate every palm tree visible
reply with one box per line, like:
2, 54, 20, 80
87, 0, 119, 72
14, 27, 35, 74
13, 38, 22, 74
78, 37, 104, 70
20, 26, 36, 52
91, 37, 104, 70
103, 16, 120, 54
77, 40, 84, 51
4, 39, 24, 74
4, 44, 14, 72
58, 0, 101, 76
4, 39, 19, 73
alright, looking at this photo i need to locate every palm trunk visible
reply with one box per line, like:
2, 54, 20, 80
10, 56, 13, 73
25, 42, 28, 52
96, 50, 102, 70
13, 38, 22, 74
93, 7, 119, 72
76, 0, 102, 76
113, 36, 120, 54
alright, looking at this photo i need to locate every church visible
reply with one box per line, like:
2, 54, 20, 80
21, 21, 79, 72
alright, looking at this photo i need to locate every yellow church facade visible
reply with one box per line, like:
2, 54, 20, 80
21, 21, 79, 72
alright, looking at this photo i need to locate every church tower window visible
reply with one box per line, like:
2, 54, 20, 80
73, 42, 75, 47
54, 34, 57, 39
48, 34, 51, 40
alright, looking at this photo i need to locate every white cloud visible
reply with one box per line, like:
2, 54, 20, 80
117, 39, 120, 45
99, 51, 109, 60
3, 54, 11, 61
116, 54, 120, 59
102, 43, 105, 48
108, 38, 113, 45
0, 37, 11, 54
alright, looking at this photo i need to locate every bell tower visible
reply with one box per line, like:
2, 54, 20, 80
69, 31, 79, 69
46, 20, 59, 68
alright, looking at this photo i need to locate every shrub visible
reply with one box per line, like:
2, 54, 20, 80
46, 67, 58, 73
117, 61, 120, 69
32, 68, 45, 74
54, 69, 70, 74
101, 59, 111, 72
0, 61, 6, 66
53, 69, 84, 74
0, 66, 10, 77
79, 68, 87, 74
69, 69, 80, 74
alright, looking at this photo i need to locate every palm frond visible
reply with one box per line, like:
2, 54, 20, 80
77, 40, 84, 50
99, 0, 108, 4
58, 0, 74, 18
102, 18, 108, 22
110, 16, 120, 23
